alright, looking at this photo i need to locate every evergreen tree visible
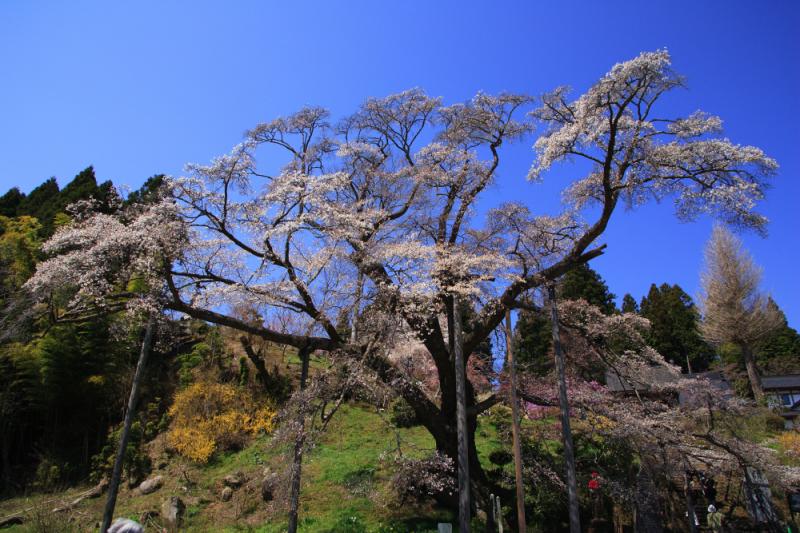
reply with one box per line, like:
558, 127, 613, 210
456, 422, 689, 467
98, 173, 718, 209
515, 264, 616, 374
17, 178, 60, 234
621, 293, 638, 313
755, 299, 800, 374
0, 188, 24, 218
514, 307, 552, 374
639, 283, 715, 373
124, 175, 165, 206
559, 263, 617, 314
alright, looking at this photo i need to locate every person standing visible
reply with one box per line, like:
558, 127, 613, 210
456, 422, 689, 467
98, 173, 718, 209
707, 504, 724, 533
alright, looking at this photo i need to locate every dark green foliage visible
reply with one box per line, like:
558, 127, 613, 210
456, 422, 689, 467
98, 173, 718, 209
559, 263, 617, 315
0, 187, 24, 218
621, 293, 638, 313
389, 397, 419, 428
178, 341, 211, 387
488, 449, 512, 466
16, 178, 60, 222
3, 167, 117, 239
639, 283, 715, 372
124, 174, 166, 206
755, 299, 800, 374
238, 355, 250, 386
91, 420, 152, 486
514, 264, 616, 374
514, 307, 552, 374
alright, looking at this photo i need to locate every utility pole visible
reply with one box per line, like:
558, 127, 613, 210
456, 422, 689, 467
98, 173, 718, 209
504, 310, 527, 532
548, 285, 581, 533
452, 297, 471, 532
101, 316, 155, 533
287, 345, 311, 533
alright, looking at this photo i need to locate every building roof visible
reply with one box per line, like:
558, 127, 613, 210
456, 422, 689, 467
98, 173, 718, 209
605, 366, 678, 392
762, 375, 800, 390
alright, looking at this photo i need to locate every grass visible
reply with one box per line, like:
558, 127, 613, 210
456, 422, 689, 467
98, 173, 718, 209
0, 403, 518, 532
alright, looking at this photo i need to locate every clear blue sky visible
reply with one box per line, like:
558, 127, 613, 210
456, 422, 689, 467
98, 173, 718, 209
1, 1, 798, 326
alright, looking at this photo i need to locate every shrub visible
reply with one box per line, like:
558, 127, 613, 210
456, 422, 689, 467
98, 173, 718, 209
389, 397, 419, 428
391, 452, 456, 503
488, 449, 513, 466
777, 431, 800, 458
166, 382, 276, 463
91, 421, 151, 485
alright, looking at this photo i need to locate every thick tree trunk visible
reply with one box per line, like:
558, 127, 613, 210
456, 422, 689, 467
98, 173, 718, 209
741, 343, 764, 402
240, 337, 272, 390
504, 310, 527, 532
548, 285, 581, 533
452, 300, 471, 532
101, 316, 155, 533
287, 345, 311, 533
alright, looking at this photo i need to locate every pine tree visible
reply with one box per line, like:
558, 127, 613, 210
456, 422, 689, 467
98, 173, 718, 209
0, 188, 24, 218
755, 299, 800, 374
639, 283, 715, 373
559, 263, 616, 314
514, 308, 552, 374
621, 293, 638, 313
515, 264, 617, 373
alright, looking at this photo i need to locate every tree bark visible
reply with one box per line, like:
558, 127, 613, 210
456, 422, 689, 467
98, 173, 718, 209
741, 343, 764, 402
453, 299, 471, 532
504, 310, 527, 532
101, 315, 155, 533
287, 345, 311, 533
240, 337, 272, 390
548, 285, 581, 533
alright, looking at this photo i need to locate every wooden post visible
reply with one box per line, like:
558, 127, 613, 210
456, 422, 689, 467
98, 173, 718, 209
683, 469, 697, 533
101, 316, 155, 532
504, 310, 527, 532
452, 298, 470, 532
287, 345, 311, 533
548, 285, 581, 533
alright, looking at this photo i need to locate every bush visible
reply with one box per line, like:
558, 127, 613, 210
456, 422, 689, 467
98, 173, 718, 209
389, 397, 419, 428
91, 421, 151, 485
166, 382, 276, 463
777, 431, 800, 458
391, 452, 456, 503
488, 449, 513, 466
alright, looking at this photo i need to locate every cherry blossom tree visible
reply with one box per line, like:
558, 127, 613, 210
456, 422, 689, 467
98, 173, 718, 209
518, 297, 799, 529
25, 50, 778, 519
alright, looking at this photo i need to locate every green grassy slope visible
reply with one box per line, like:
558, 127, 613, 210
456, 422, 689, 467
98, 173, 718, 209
1, 403, 509, 532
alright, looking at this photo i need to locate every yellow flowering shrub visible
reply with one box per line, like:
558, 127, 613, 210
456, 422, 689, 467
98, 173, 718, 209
572, 413, 616, 434
777, 431, 800, 458
167, 382, 276, 463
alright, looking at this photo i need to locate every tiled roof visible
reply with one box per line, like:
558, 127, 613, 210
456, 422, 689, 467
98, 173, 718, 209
762, 375, 800, 390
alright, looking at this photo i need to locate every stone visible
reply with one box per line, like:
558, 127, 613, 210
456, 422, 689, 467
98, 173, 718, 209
161, 496, 185, 530
261, 473, 279, 502
223, 473, 244, 488
138, 475, 164, 495
221, 486, 233, 502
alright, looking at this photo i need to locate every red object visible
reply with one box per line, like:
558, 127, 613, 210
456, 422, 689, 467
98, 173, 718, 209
588, 478, 600, 491
591, 471, 599, 478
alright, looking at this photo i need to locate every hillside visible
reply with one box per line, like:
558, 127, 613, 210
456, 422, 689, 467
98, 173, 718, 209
0, 404, 506, 532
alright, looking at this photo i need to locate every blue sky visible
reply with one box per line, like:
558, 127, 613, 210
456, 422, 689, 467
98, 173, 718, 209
1, 0, 798, 326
